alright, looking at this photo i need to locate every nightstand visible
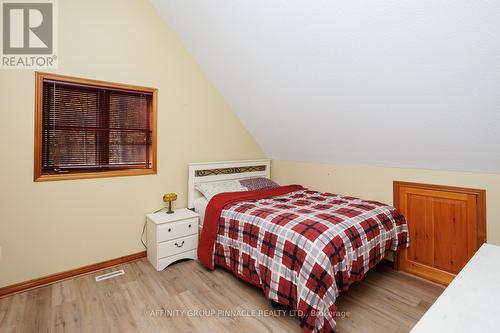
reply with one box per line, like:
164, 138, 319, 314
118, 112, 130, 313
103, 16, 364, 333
146, 208, 199, 271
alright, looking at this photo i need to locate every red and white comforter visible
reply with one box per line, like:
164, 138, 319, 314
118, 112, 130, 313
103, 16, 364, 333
198, 185, 409, 332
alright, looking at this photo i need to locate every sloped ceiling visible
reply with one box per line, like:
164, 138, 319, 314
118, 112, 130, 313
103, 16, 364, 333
152, 0, 500, 173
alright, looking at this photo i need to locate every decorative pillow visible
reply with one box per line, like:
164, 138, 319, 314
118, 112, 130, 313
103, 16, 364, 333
195, 180, 247, 200
239, 177, 279, 191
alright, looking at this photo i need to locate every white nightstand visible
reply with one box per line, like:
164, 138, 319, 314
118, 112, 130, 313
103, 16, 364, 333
146, 208, 200, 271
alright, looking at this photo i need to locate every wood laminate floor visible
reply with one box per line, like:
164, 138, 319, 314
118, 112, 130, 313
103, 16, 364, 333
0, 259, 444, 333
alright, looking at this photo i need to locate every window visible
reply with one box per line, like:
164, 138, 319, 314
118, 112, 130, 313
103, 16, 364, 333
34, 72, 157, 181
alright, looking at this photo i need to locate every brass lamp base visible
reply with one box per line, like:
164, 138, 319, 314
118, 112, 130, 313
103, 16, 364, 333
166, 201, 174, 214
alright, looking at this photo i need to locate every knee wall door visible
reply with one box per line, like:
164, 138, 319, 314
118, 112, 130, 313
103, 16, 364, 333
394, 182, 486, 285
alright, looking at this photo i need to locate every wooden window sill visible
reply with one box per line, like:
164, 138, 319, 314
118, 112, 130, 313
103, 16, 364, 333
34, 168, 157, 182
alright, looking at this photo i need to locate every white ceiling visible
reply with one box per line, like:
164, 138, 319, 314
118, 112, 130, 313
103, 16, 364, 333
152, 0, 500, 173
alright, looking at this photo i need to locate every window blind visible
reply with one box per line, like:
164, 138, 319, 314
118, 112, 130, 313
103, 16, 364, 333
41, 80, 153, 173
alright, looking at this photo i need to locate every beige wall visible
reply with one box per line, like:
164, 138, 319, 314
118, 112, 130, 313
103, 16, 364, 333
272, 160, 500, 245
0, 0, 265, 287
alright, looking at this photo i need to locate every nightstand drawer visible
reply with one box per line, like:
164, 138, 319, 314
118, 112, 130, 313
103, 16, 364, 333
158, 234, 198, 258
157, 217, 197, 242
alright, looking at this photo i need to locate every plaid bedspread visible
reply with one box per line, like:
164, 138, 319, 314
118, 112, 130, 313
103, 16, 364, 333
201, 187, 409, 332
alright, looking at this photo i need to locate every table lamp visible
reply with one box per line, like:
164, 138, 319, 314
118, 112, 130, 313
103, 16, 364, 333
163, 193, 177, 214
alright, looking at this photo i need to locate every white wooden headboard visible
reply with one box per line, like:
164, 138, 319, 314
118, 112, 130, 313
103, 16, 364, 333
188, 159, 271, 209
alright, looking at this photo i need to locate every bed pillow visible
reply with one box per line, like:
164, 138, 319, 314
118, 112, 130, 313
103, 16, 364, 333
239, 177, 279, 191
195, 180, 247, 200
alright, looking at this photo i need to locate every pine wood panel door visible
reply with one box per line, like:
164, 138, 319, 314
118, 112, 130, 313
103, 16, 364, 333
394, 182, 486, 285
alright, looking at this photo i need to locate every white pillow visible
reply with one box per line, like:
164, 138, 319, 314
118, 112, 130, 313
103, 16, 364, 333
195, 180, 247, 201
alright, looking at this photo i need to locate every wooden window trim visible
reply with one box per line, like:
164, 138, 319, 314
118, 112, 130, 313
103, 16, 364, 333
34, 72, 158, 182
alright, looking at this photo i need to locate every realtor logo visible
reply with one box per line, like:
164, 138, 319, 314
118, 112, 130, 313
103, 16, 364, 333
1, 0, 57, 68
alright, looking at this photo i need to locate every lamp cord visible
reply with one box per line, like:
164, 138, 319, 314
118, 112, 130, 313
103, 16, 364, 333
141, 207, 166, 249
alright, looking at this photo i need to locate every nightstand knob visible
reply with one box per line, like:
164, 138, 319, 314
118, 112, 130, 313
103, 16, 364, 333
174, 241, 185, 248
188, 224, 192, 228
168, 228, 171, 232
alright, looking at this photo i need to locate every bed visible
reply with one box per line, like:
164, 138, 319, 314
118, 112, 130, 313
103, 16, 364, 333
188, 160, 409, 333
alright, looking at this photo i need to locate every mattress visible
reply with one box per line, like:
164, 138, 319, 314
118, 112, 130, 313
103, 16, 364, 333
193, 196, 208, 225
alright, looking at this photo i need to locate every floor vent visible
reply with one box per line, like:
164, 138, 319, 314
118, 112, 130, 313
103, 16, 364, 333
95, 269, 125, 282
